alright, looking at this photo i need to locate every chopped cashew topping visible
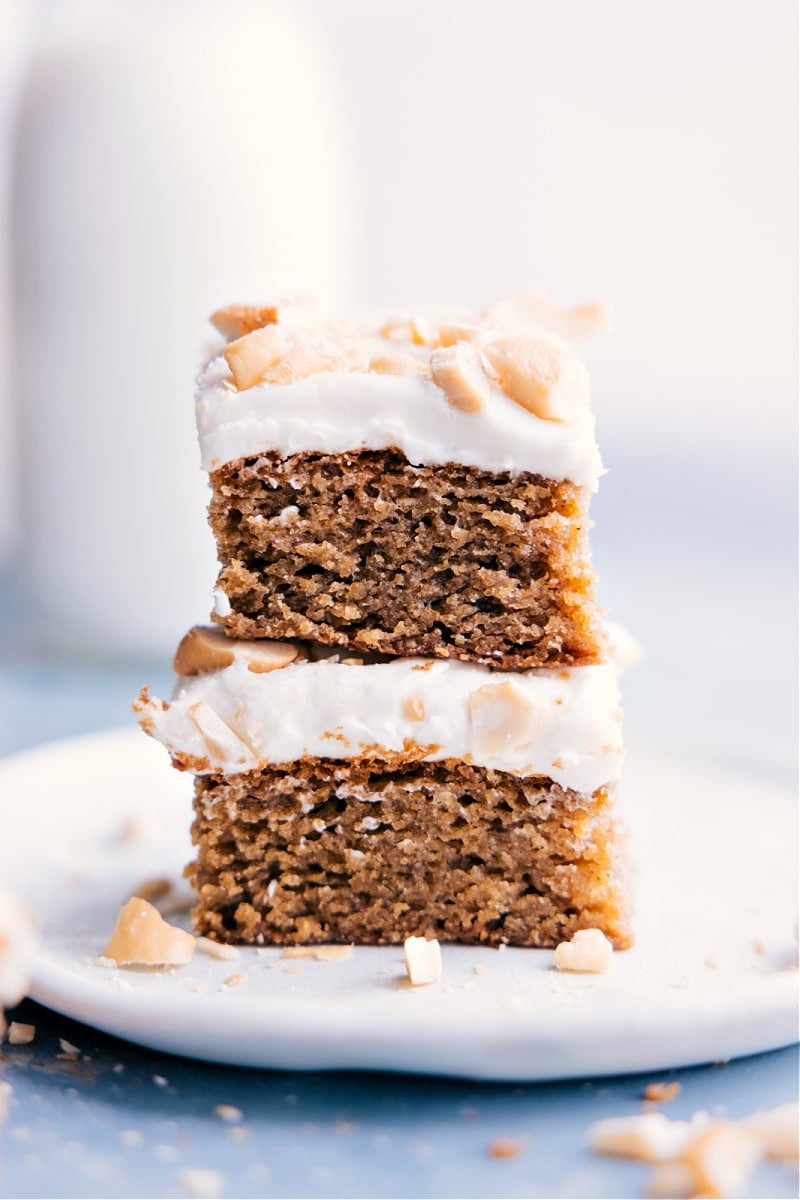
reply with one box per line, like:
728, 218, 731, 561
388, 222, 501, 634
223, 324, 288, 389
678, 1121, 762, 1198
196, 937, 241, 962
280, 944, 353, 962
482, 334, 570, 420
482, 290, 611, 343
222, 972, 247, 988
645, 1162, 698, 1198
402, 695, 426, 722
739, 1102, 799, 1160
429, 342, 493, 413
103, 898, 195, 967
554, 928, 614, 973
591, 1105, 791, 1198
187, 702, 252, 762
379, 313, 436, 346
210, 298, 316, 341
369, 352, 429, 376
210, 303, 279, 340
590, 1112, 698, 1164
174, 625, 300, 677
436, 320, 486, 348
174, 626, 236, 674
404, 936, 442, 986
6, 1022, 35, 1045
224, 321, 366, 391
311, 945, 353, 961
469, 680, 542, 756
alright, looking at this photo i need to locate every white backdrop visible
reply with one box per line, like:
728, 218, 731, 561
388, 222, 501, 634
302, 0, 798, 448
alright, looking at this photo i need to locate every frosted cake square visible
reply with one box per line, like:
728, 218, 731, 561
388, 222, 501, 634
198, 297, 606, 669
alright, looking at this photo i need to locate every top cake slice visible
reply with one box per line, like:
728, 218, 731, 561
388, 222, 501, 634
198, 294, 608, 669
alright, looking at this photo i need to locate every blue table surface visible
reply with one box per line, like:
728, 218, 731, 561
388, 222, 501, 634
0, 443, 797, 1199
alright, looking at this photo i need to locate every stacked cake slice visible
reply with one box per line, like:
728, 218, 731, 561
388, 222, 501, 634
137, 294, 632, 948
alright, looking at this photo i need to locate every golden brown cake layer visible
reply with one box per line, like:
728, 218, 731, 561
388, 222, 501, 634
189, 758, 631, 949
208, 449, 602, 669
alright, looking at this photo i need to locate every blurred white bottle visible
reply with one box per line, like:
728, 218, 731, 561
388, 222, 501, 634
13, 0, 353, 659
0, 0, 33, 564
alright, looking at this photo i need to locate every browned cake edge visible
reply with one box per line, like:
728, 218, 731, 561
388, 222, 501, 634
208, 449, 602, 669
188, 757, 631, 950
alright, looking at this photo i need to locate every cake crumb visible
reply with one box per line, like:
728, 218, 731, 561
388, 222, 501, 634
404, 936, 442, 986
6, 1022, 35, 1045
643, 1082, 681, 1104
176, 1166, 225, 1198
196, 937, 241, 962
488, 1137, 526, 1159
58, 1038, 80, 1058
152, 1075, 168, 1088
474, 965, 488, 976
222, 972, 247, 989
554, 928, 613, 973
213, 1105, 243, 1124
104, 897, 195, 967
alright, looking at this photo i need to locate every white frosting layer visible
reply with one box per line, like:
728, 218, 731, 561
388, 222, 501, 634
141, 654, 623, 793
195, 344, 603, 487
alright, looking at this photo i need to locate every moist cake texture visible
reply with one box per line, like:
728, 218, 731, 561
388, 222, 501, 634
190, 760, 630, 949
197, 294, 606, 670
210, 449, 600, 667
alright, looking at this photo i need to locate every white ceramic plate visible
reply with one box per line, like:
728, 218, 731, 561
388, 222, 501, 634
0, 729, 796, 1081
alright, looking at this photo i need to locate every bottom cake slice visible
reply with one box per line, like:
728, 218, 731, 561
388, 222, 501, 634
136, 627, 632, 949
191, 762, 627, 948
